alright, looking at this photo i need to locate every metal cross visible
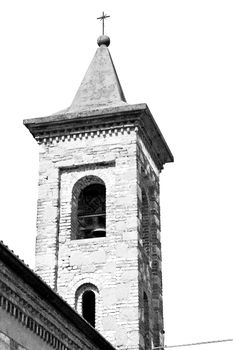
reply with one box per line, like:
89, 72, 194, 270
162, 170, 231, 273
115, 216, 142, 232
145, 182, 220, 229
97, 11, 110, 35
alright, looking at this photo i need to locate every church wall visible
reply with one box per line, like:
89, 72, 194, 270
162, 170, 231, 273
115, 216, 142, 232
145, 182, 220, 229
36, 129, 140, 350
0, 330, 26, 350
0, 315, 53, 350
136, 136, 164, 350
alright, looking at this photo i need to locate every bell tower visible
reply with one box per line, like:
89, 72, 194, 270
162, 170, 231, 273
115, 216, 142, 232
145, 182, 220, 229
24, 34, 173, 350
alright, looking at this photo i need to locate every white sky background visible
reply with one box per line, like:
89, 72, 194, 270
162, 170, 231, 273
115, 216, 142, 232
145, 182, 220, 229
0, 1, 233, 349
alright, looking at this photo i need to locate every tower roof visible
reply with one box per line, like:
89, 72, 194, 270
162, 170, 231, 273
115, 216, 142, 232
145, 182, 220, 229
68, 36, 127, 113
24, 35, 174, 170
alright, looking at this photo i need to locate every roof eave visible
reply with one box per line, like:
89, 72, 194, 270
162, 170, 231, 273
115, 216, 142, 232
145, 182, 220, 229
24, 103, 173, 169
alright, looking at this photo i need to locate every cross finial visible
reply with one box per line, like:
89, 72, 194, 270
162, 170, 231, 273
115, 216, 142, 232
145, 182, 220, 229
97, 11, 110, 35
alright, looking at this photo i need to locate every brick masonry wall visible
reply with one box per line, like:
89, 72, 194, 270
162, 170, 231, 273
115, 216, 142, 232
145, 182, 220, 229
36, 127, 164, 350
36, 130, 140, 350
136, 136, 164, 350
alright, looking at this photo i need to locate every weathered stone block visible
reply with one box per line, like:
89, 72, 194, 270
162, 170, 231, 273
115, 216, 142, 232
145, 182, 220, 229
115, 327, 128, 347
102, 315, 117, 331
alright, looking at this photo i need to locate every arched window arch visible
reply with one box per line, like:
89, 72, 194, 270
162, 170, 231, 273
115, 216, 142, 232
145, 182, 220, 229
71, 176, 106, 239
141, 189, 150, 255
75, 283, 98, 328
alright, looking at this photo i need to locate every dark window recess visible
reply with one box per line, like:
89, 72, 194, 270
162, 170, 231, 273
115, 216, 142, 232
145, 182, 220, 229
144, 292, 150, 350
82, 291, 95, 327
78, 184, 106, 238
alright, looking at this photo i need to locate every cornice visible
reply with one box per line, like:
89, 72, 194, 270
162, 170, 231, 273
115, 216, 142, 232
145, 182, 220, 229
35, 123, 136, 145
23, 103, 173, 170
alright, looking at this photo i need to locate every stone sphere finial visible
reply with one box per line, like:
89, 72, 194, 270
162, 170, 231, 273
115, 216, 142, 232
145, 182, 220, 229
97, 35, 110, 47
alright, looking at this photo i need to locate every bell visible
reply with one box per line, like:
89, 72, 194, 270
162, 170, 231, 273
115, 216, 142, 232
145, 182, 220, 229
91, 222, 106, 237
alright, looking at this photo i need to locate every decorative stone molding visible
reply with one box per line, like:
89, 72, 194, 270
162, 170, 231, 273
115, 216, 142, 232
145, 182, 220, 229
36, 123, 135, 145
60, 161, 115, 174
24, 103, 173, 171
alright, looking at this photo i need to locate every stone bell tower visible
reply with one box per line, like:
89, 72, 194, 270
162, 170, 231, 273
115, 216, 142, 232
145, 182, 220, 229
24, 33, 173, 350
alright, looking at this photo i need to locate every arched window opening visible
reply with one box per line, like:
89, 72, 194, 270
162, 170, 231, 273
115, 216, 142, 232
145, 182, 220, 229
143, 292, 150, 350
77, 183, 106, 238
142, 189, 150, 255
82, 290, 95, 327
71, 176, 106, 240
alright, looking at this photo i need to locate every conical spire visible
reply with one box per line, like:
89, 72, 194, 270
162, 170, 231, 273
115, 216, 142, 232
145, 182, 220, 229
68, 36, 127, 113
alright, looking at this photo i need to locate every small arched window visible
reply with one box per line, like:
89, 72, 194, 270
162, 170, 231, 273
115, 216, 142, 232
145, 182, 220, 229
71, 176, 106, 240
82, 290, 96, 327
